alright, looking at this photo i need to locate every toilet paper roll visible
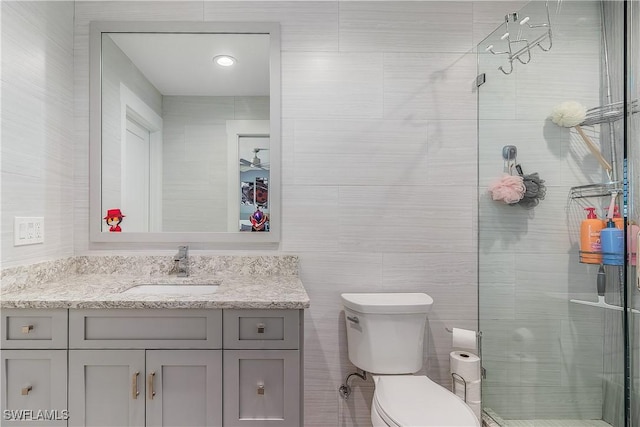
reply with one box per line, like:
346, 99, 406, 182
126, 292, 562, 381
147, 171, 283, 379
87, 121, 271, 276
453, 377, 481, 401
450, 351, 481, 383
452, 327, 477, 353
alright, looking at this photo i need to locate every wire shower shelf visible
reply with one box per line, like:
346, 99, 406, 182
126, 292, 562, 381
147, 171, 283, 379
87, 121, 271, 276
569, 181, 622, 200
580, 99, 639, 126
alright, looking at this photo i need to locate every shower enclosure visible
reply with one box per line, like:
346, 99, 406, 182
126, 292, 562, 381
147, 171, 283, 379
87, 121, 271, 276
477, 1, 639, 426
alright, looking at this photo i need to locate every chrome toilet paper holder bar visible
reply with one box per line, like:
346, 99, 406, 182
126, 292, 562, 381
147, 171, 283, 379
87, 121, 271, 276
452, 372, 468, 402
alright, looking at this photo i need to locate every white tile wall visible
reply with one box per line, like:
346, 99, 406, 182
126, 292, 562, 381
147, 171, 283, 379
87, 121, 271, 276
1, 1, 75, 268
339, 2, 473, 53
383, 52, 477, 121
2, 1, 616, 425
282, 52, 384, 119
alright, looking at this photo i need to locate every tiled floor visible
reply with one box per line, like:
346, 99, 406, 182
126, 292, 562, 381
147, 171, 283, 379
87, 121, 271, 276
483, 417, 612, 427
482, 410, 612, 427
502, 421, 612, 427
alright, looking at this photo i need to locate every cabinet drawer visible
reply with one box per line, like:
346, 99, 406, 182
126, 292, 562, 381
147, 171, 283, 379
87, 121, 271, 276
69, 309, 222, 349
223, 350, 300, 427
223, 310, 299, 349
1, 309, 68, 349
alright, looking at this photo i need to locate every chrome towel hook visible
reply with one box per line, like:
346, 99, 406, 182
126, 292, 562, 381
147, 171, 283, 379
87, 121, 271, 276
483, 1, 552, 75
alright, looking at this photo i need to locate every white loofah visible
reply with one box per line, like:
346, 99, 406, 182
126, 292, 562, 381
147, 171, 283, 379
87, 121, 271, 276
550, 101, 587, 127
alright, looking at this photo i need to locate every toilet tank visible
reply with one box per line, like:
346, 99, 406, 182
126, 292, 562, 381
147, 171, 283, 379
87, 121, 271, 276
341, 293, 433, 374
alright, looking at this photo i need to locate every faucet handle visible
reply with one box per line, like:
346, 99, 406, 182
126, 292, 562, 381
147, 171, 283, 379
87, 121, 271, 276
175, 245, 189, 259
174, 245, 190, 277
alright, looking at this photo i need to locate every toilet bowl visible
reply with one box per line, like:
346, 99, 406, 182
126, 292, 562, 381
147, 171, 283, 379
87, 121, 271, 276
370, 375, 479, 427
341, 293, 480, 427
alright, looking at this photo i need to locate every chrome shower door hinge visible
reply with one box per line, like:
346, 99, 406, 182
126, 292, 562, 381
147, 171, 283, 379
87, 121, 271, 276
476, 73, 486, 88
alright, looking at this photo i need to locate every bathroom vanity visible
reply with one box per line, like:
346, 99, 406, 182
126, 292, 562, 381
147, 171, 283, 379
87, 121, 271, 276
0, 256, 309, 427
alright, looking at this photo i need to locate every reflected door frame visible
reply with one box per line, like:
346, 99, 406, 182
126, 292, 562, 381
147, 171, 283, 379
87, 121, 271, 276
226, 120, 270, 232
123, 117, 150, 231
119, 83, 163, 232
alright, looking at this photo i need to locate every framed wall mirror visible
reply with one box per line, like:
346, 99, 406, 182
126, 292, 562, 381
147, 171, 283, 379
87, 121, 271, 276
89, 21, 281, 243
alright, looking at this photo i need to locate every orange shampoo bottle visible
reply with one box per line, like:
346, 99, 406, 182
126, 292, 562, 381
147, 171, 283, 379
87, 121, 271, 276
580, 207, 603, 264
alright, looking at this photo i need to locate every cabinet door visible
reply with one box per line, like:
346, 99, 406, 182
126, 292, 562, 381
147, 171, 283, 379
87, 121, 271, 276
145, 350, 222, 427
68, 350, 145, 427
1, 350, 67, 426
223, 350, 300, 427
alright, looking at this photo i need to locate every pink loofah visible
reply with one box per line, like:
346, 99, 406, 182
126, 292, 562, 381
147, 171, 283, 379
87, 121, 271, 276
488, 173, 526, 204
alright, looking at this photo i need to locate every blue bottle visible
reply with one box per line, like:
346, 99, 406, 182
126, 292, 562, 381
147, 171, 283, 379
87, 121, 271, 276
601, 219, 624, 265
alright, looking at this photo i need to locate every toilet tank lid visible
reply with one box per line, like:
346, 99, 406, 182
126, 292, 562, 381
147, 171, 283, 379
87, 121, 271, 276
341, 293, 433, 314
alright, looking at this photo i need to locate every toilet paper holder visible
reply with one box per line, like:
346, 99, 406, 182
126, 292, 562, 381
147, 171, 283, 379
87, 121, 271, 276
447, 328, 486, 380
451, 372, 468, 402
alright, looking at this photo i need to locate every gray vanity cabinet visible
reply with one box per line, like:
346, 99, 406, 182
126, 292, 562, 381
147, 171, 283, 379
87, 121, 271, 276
1, 307, 303, 427
1, 309, 68, 426
68, 309, 223, 427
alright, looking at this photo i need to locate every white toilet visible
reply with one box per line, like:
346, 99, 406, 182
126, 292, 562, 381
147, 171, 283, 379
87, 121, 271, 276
341, 292, 480, 427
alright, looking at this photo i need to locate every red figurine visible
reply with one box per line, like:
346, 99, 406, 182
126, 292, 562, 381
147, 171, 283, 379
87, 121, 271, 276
104, 209, 125, 232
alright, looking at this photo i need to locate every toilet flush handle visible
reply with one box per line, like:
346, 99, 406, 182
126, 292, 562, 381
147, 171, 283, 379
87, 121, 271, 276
346, 315, 359, 324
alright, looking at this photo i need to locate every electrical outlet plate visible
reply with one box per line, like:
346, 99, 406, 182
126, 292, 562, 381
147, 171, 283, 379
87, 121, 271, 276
14, 217, 44, 246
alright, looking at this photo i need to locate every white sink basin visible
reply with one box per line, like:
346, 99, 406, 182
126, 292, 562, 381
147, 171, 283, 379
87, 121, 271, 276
120, 284, 220, 296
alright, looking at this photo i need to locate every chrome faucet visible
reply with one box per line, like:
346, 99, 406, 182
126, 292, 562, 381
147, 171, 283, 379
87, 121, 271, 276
174, 245, 189, 277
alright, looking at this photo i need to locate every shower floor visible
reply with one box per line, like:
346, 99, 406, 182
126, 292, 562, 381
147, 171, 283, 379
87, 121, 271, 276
501, 421, 612, 427
482, 410, 613, 427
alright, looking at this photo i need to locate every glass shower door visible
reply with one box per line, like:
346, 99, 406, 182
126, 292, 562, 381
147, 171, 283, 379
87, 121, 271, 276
628, 1, 640, 425
478, 1, 629, 425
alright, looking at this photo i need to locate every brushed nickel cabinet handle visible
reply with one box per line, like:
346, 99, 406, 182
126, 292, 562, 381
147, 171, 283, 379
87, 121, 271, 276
148, 372, 156, 399
257, 384, 265, 395
21, 325, 34, 334
21, 385, 32, 395
132, 371, 139, 399
257, 323, 265, 334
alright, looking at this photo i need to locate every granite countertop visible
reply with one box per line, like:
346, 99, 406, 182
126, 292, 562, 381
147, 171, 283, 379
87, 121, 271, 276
0, 256, 310, 310
0, 273, 309, 310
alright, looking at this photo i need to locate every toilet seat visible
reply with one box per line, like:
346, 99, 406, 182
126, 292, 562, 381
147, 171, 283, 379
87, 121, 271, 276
372, 375, 480, 427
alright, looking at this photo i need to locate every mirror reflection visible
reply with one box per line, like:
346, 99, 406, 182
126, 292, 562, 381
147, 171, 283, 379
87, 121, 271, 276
100, 32, 270, 234
239, 136, 270, 232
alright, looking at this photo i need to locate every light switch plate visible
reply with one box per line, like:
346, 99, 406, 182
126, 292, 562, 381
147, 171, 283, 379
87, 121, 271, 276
14, 217, 44, 246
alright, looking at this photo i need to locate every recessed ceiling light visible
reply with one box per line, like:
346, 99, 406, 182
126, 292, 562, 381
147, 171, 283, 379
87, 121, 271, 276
213, 55, 236, 67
